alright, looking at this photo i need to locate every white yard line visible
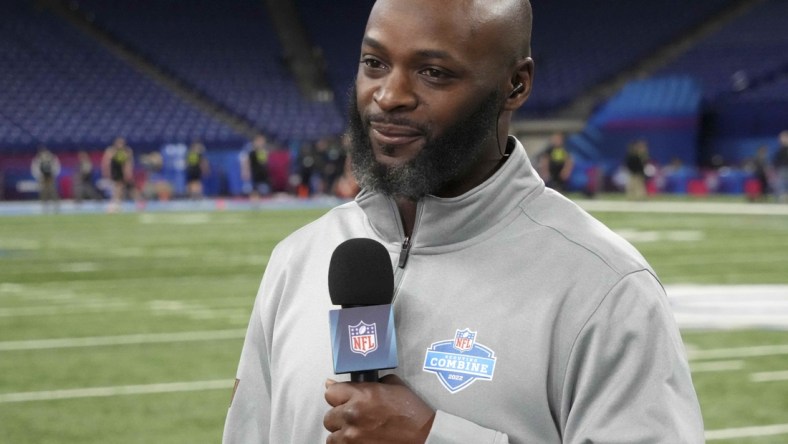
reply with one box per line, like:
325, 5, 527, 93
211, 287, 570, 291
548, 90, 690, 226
667, 285, 788, 298
577, 199, 788, 216
667, 285, 788, 330
674, 313, 788, 330
750, 370, 788, 383
688, 344, 788, 361
690, 360, 744, 373
0, 296, 253, 318
0, 329, 246, 351
0, 380, 233, 403
0, 302, 131, 317
706, 423, 788, 440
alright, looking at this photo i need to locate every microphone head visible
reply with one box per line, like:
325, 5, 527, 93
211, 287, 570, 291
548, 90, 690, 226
328, 238, 394, 307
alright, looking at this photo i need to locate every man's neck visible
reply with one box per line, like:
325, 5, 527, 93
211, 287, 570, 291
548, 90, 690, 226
395, 197, 418, 238
393, 139, 515, 237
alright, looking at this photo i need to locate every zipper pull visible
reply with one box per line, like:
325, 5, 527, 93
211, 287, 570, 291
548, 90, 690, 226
398, 236, 412, 269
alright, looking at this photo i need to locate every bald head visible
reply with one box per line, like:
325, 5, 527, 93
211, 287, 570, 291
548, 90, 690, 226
470, 0, 532, 59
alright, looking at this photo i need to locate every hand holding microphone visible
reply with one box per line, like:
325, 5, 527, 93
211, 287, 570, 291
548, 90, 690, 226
324, 238, 434, 443
324, 374, 434, 443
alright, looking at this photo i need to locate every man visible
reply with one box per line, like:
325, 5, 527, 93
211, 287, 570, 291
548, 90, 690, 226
30, 145, 61, 212
539, 132, 574, 193
185, 140, 209, 199
625, 139, 650, 200
241, 133, 271, 200
101, 137, 137, 210
74, 150, 103, 203
773, 130, 788, 203
224, 0, 704, 442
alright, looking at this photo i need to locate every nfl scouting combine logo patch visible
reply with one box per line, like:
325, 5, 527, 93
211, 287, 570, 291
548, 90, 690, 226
423, 329, 496, 393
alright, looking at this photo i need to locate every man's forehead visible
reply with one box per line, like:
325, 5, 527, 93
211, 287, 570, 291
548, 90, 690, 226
368, 0, 466, 35
365, 0, 522, 60
367, 1, 500, 53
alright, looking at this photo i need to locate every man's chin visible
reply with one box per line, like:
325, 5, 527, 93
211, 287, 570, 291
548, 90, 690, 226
373, 152, 411, 170
372, 143, 423, 168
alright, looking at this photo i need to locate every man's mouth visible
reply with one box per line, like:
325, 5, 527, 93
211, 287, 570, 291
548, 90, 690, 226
369, 122, 423, 147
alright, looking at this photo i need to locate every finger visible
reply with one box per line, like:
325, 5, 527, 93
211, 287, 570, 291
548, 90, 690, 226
325, 378, 337, 389
324, 381, 355, 407
323, 406, 342, 433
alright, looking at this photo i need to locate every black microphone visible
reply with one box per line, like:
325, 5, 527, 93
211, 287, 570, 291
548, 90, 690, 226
328, 238, 397, 382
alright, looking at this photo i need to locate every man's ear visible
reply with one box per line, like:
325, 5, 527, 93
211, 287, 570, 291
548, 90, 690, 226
503, 57, 534, 111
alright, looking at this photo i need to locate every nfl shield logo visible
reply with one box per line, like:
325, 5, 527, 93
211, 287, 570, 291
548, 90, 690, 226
454, 328, 476, 352
453, 329, 476, 352
349, 321, 378, 356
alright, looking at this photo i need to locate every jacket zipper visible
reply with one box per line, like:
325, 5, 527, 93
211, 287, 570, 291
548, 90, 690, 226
398, 236, 412, 268
392, 200, 423, 302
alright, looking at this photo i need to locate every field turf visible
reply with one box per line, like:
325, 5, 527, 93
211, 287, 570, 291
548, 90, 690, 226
0, 202, 786, 442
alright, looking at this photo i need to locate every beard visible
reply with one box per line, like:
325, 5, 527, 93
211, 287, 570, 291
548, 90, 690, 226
346, 86, 501, 200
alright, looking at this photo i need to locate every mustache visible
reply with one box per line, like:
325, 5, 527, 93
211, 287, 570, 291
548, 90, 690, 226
366, 114, 429, 134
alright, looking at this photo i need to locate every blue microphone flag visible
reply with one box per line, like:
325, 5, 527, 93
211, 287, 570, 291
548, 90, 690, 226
329, 304, 398, 374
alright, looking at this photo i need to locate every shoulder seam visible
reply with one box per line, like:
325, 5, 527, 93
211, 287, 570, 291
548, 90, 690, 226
517, 203, 626, 276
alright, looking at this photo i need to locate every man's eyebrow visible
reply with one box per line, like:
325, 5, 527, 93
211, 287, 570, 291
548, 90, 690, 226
362, 36, 455, 61
362, 36, 385, 50
414, 49, 454, 60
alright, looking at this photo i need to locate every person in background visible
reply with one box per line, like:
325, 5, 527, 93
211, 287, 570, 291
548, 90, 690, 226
773, 130, 788, 203
139, 151, 172, 202
223, 0, 704, 442
241, 133, 271, 201
332, 157, 359, 199
101, 137, 139, 211
296, 141, 318, 197
539, 132, 573, 193
748, 145, 771, 202
30, 145, 60, 212
74, 150, 103, 203
318, 137, 346, 195
332, 133, 359, 199
185, 140, 210, 199
625, 139, 650, 200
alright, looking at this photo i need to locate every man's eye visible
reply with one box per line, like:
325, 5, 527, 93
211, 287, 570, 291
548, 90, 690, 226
421, 68, 448, 79
361, 58, 384, 69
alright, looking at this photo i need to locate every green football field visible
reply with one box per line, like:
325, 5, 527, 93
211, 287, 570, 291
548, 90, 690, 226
0, 200, 786, 443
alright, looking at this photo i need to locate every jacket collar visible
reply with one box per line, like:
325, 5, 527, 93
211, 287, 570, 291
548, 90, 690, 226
356, 137, 544, 249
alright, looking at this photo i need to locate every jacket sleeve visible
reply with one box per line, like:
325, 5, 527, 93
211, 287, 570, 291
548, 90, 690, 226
426, 410, 510, 443
561, 270, 705, 443
222, 298, 271, 443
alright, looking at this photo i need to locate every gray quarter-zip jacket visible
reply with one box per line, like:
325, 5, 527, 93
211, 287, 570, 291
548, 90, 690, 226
223, 138, 704, 443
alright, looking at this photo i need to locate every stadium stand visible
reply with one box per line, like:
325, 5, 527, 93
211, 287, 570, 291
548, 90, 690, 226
649, 0, 788, 164
0, 0, 243, 152
70, 0, 345, 143
575, 75, 702, 164
519, 0, 736, 115
294, 0, 375, 114
559, 0, 788, 194
656, 0, 788, 102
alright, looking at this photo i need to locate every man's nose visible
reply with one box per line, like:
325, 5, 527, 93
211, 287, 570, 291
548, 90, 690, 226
373, 69, 418, 112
